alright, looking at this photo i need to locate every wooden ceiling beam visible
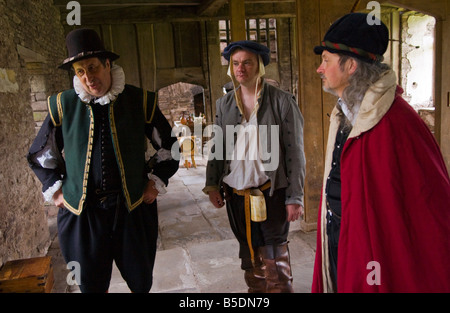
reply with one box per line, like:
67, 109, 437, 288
54, 0, 294, 8
245, 0, 294, 2
57, 0, 296, 24
197, 0, 228, 16
53, 0, 201, 7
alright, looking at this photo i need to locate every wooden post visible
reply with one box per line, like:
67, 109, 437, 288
295, 0, 365, 231
295, 0, 324, 231
434, 17, 450, 172
229, 0, 246, 41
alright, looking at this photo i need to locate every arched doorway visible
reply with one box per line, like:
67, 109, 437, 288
157, 82, 207, 167
157, 82, 205, 127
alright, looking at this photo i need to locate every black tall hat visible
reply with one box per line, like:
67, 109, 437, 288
59, 28, 120, 70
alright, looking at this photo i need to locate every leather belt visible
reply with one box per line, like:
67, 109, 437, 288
233, 181, 271, 266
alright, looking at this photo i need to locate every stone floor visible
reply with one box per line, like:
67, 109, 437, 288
47, 159, 317, 293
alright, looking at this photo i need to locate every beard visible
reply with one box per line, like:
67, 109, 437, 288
319, 74, 339, 96
322, 84, 339, 97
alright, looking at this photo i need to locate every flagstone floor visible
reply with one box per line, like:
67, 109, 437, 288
47, 159, 316, 293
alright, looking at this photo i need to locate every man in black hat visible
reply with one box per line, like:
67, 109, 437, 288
27, 28, 179, 293
203, 40, 305, 292
311, 13, 450, 293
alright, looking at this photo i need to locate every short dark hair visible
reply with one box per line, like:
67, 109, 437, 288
97, 57, 110, 67
70, 57, 112, 74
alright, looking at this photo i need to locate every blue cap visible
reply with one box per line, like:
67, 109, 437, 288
222, 40, 270, 66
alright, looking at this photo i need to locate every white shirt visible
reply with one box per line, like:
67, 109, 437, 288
222, 110, 269, 190
338, 98, 360, 126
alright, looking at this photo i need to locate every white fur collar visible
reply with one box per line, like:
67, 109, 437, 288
349, 69, 397, 138
73, 64, 125, 105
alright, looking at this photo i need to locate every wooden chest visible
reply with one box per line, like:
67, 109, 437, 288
0, 256, 54, 293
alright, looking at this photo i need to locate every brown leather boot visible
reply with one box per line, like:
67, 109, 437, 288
260, 242, 294, 293
243, 250, 266, 293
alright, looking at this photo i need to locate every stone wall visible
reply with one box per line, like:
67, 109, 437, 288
401, 13, 435, 110
0, 0, 68, 266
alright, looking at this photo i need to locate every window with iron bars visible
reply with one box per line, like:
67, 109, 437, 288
219, 18, 278, 65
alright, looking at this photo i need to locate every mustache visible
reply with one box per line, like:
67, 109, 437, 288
319, 74, 326, 80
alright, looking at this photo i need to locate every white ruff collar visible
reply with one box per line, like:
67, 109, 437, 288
73, 64, 125, 105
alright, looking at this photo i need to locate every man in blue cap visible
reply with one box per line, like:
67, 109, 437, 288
203, 40, 305, 292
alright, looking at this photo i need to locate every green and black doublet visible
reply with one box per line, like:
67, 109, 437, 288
47, 85, 161, 215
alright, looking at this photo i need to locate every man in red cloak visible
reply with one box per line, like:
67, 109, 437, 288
312, 13, 450, 292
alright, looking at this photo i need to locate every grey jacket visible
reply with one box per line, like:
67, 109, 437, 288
203, 81, 305, 206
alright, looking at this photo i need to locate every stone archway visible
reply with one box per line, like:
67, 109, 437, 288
157, 82, 205, 127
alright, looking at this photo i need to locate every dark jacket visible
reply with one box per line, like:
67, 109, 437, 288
28, 84, 178, 215
203, 81, 305, 206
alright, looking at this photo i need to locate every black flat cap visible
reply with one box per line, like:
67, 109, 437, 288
314, 13, 389, 63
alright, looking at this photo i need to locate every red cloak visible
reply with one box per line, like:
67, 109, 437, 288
312, 89, 450, 293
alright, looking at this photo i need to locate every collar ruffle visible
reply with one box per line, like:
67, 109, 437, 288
73, 64, 125, 105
